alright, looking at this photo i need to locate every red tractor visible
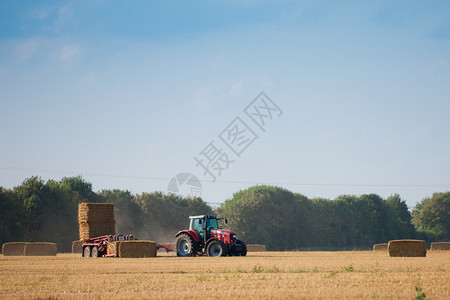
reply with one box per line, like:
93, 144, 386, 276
175, 215, 247, 257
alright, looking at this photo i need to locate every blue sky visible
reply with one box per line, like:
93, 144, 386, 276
1, 0, 450, 209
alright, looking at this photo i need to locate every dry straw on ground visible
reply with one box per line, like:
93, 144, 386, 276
373, 243, 388, 251
388, 239, 426, 257
1, 251, 449, 299
106, 241, 156, 258
430, 242, 450, 251
247, 244, 267, 252
1, 242, 27, 256
78, 203, 115, 241
23, 242, 57, 256
72, 240, 83, 254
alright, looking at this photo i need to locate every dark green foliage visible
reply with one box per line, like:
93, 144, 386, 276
1, 176, 448, 253
0, 188, 23, 246
218, 185, 421, 251
412, 192, 450, 240
98, 189, 143, 235
135, 192, 213, 242
217, 186, 307, 250
10, 176, 93, 252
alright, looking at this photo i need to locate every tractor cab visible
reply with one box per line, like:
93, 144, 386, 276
189, 215, 223, 243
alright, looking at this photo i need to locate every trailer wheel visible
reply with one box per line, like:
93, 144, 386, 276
207, 240, 228, 257
91, 246, 99, 258
83, 246, 91, 258
176, 234, 198, 257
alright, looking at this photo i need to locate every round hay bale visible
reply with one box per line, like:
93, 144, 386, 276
2, 242, 28, 256
388, 240, 426, 257
430, 242, 450, 251
72, 240, 83, 254
246, 244, 267, 252
24, 242, 57, 256
373, 243, 388, 251
117, 241, 157, 258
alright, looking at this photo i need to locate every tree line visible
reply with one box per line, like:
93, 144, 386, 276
1, 176, 448, 252
218, 186, 449, 250
0, 176, 212, 252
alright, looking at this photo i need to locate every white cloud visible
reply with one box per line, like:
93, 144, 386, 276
29, 7, 53, 20
60, 45, 80, 63
15, 39, 40, 61
229, 80, 247, 96
195, 85, 219, 108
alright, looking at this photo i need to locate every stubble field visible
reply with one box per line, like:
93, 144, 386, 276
0, 251, 449, 299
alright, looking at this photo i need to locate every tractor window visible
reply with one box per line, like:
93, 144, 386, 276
207, 218, 218, 230
191, 218, 203, 235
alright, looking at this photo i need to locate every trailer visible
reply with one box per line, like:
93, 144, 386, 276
82, 235, 174, 257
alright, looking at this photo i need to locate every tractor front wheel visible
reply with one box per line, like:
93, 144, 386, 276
176, 234, 198, 257
237, 239, 247, 256
207, 240, 228, 257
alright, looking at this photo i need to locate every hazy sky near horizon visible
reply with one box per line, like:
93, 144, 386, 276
1, 0, 450, 209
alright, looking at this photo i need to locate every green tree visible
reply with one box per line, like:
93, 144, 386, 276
217, 185, 307, 250
384, 194, 415, 240
11, 176, 98, 252
98, 189, 143, 234
412, 192, 450, 240
13, 176, 48, 240
135, 192, 213, 242
0, 188, 24, 248
60, 176, 102, 203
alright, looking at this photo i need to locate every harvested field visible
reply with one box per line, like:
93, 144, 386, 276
23, 242, 57, 256
71, 241, 83, 254
431, 242, 450, 251
78, 203, 115, 241
247, 244, 267, 252
388, 239, 427, 257
1, 242, 27, 256
372, 243, 388, 251
0, 251, 449, 299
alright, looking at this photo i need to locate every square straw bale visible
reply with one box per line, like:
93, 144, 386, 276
388, 240, 426, 257
23, 242, 57, 256
1, 242, 27, 256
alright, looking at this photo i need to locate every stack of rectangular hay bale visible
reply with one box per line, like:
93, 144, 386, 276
2, 242, 57, 256
388, 239, 426, 257
78, 203, 115, 241
107, 240, 157, 258
373, 243, 388, 251
430, 242, 450, 251
247, 244, 267, 252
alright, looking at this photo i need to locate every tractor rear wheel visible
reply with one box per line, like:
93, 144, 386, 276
176, 234, 198, 257
207, 240, 228, 257
83, 246, 91, 258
